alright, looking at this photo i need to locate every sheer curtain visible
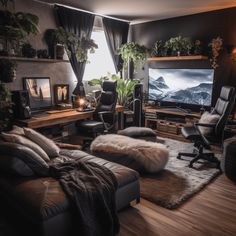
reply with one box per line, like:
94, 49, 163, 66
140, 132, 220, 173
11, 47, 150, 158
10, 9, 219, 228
56, 5, 95, 96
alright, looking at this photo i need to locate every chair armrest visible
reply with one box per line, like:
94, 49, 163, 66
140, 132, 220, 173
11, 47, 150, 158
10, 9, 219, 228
195, 123, 216, 128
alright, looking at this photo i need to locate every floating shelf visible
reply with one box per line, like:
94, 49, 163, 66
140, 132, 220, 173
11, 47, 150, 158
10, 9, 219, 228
0, 56, 69, 63
147, 55, 208, 62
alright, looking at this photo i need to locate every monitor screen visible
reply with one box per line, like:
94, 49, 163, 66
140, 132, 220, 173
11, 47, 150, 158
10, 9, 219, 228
23, 77, 52, 110
148, 68, 214, 106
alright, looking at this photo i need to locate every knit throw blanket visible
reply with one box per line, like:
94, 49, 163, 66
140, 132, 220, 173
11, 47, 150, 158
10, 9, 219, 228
50, 159, 120, 236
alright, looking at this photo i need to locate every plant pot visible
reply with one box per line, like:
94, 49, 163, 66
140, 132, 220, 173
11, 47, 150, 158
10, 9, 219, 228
55, 44, 65, 60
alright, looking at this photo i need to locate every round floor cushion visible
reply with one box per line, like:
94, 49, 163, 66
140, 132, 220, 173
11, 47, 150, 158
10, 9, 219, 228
91, 134, 169, 173
118, 127, 157, 142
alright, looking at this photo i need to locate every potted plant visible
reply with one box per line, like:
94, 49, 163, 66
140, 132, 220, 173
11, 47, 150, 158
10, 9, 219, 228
118, 42, 148, 78
88, 73, 141, 107
22, 43, 37, 58
164, 36, 192, 56
0, 10, 39, 56
0, 81, 13, 132
151, 40, 164, 57
44, 27, 98, 61
0, 58, 17, 83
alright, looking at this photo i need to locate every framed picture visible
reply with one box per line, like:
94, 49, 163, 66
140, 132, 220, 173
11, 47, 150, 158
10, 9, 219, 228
23, 77, 52, 111
54, 84, 69, 104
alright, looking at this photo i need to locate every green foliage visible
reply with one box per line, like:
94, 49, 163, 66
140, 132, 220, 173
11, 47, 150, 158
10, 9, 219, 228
164, 36, 192, 55
0, 0, 13, 8
0, 59, 16, 83
118, 42, 148, 73
44, 27, 98, 63
0, 82, 13, 132
0, 10, 39, 41
89, 73, 141, 107
151, 40, 163, 56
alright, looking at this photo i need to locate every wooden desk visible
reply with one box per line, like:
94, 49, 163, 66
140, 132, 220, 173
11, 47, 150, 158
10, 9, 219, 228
17, 105, 125, 129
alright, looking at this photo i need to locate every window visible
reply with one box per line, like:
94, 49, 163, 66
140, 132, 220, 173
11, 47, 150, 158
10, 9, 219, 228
83, 29, 116, 82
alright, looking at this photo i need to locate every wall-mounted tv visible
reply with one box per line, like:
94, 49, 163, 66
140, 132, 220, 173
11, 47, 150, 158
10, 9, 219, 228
23, 77, 52, 111
148, 68, 214, 107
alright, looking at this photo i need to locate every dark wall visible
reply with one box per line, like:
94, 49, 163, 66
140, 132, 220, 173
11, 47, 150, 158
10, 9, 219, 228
131, 7, 236, 106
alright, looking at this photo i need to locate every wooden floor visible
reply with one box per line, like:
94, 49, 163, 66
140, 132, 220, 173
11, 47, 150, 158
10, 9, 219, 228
118, 174, 236, 236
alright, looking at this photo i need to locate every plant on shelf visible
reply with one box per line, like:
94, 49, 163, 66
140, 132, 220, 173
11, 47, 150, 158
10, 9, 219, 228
118, 42, 148, 78
0, 58, 17, 83
88, 73, 141, 107
0, 10, 39, 56
208, 36, 223, 69
164, 36, 193, 56
151, 40, 165, 57
21, 43, 37, 58
0, 81, 13, 132
44, 27, 98, 62
0, 0, 13, 8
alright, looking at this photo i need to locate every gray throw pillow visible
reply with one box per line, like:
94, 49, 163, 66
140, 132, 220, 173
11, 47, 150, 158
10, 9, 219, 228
118, 127, 156, 138
0, 142, 49, 176
198, 111, 220, 135
1, 132, 50, 162
24, 128, 60, 158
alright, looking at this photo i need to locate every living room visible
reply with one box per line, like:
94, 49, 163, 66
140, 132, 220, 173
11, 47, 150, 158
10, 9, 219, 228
0, 0, 236, 236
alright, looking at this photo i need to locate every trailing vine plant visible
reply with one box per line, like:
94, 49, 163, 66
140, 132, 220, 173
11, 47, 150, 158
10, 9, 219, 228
208, 36, 223, 69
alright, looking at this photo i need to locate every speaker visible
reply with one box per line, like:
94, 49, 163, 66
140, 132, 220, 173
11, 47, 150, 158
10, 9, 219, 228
133, 84, 143, 101
12, 90, 31, 119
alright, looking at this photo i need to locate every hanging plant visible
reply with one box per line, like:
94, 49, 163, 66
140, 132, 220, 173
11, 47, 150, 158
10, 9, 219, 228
0, 81, 13, 132
208, 36, 223, 69
118, 42, 148, 74
44, 27, 98, 62
0, 59, 17, 83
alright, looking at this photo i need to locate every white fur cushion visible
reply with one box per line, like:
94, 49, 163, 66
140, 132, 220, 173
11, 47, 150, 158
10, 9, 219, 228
1, 132, 50, 162
8, 125, 25, 135
91, 134, 169, 173
24, 128, 60, 158
198, 111, 220, 135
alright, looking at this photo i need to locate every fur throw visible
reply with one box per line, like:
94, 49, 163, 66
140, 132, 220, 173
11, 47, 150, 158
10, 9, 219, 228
91, 134, 169, 173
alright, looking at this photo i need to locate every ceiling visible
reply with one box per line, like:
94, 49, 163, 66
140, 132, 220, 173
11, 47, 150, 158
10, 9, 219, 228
37, 0, 236, 24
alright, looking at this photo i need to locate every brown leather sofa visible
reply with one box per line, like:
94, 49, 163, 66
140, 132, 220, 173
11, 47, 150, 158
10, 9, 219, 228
0, 149, 140, 236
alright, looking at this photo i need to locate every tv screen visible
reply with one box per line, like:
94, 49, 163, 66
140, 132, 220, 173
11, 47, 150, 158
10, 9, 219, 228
148, 68, 214, 106
23, 77, 52, 110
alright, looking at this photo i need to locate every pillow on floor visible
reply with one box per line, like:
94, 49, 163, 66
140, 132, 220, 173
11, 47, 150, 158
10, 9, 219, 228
1, 132, 50, 162
91, 134, 169, 173
24, 128, 60, 158
0, 142, 49, 176
198, 111, 220, 135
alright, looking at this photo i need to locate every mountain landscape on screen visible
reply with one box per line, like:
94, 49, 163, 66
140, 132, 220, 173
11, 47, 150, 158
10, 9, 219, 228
148, 69, 214, 106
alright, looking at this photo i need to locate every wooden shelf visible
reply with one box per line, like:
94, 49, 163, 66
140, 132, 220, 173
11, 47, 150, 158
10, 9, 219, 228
147, 55, 208, 62
0, 56, 69, 63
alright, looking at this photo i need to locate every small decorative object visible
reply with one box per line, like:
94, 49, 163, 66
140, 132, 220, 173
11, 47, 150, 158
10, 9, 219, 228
193, 40, 203, 55
22, 43, 37, 58
208, 36, 223, 69
0, 59, 17, 83
37, 49, 48, 58
54, 84, 69, 105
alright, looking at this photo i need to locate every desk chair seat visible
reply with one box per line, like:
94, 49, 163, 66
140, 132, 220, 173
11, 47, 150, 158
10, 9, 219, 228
77, 81, 118, 145
177, 86, 236, 169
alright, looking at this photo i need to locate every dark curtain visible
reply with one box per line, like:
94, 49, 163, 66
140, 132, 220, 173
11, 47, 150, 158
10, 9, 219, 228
56, 5, 95, 95
102, 17, 129, 74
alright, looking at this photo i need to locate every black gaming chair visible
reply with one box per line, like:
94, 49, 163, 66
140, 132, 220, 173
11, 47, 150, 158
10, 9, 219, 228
177, 86, 236, 168
77, 80, 118, 138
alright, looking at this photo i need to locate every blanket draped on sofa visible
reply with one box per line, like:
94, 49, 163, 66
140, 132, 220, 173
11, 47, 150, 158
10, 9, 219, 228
49, 159, 120, 236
